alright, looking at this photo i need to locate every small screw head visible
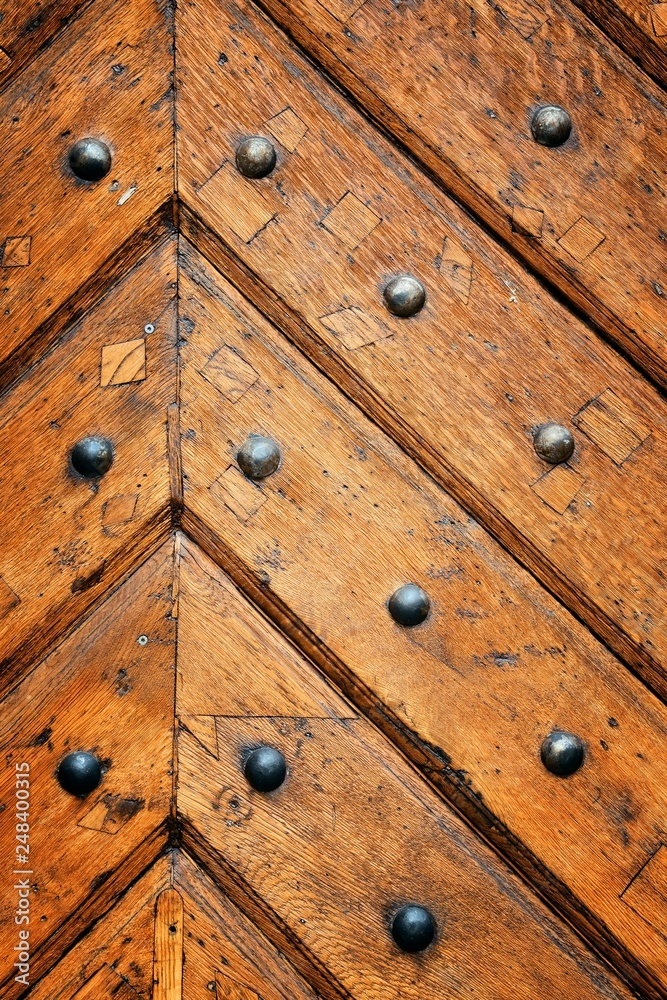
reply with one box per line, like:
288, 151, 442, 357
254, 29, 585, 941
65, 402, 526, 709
144, 323, 155, 334
235, 136, 277, 179
541, 731, 585, 776
68, 138, 112, 182
391, 904, 436, 953
383, 275, 426, 318
388, 584, 430, 627
137, 635, 148, 646
70, 436, 114, 478
57, 751, 103, 797
533, 424, 575, 464
530, 106, 572, 147
244, 746, 287, 793
237, 435, 281, 480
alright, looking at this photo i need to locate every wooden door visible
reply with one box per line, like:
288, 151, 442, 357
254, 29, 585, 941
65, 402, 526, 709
0, 0, 665, 997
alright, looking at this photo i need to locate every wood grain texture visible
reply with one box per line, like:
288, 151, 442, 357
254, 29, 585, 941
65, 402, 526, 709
176, 2, 667, 698
0, 239, 176, 688
0, 0, 173, 371
0, 543, 175, 998
175, 852, 319, 1000
28, 858, 170, 999
178, 248, 667, 996
153, 889, 184, 1000
179, 719, 635, 1000
0, 0, 93, 91
241, 0, 667, 387
568, 0, 667, 89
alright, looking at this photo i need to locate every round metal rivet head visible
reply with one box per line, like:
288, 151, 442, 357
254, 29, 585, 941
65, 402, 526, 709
235, 136, 277, 179
530, 106, 572, 147
541, 731, 585, 776
237, 435, 281, 480
68, 138, 112, 182
383, 275, 426, 318
388, 584, 430, 627
70, 436, 114, 478
244, 746, 287, 793
57, 751, 103, 797
533, 423, 575, 464
391, 904, 435, 953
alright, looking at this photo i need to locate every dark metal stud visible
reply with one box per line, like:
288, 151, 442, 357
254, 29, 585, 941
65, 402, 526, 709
70, 436, 114, 478
541, 731, 584, 777
533, 424, 574, 464
383, 275, 426, 318
57, 751, 103, 797
391, 904, 435, 953
244, 746, 287, 793
68, 138, 112, 182
237, 435, 281, 480
388, 584, 430, 627
235, 136, 277, 179
530, 106, 572, 147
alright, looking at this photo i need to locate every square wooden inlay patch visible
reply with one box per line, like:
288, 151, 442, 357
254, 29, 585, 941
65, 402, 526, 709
321, 192, 382, 250
100, 338, 146, 386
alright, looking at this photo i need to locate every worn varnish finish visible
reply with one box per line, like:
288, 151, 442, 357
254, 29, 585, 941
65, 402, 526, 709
178, 249, 667, 994
568, 0, 667, 88
177, 2, 667, 697
251, 0, 667, 384
0, 0, 173, 376
0, 240, 176, 688
176, 553, 635, 1000
0, 0, 664, 997
0, 544, 174, 997
0, 0, 93, 89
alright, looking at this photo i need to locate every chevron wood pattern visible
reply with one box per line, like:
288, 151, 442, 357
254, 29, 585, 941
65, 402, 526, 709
0, 0, 664, 998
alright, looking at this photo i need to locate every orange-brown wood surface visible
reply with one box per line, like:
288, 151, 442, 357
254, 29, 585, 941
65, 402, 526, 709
0, 0, 93, 89
176, 1, 667, 699
176, 544, 635, 1000
29, 865, 169, 999
178, 249, 667, 995
0, 0, 664, 996
0, 543, 174, 998
0, 239, 176, 687
250, 0, 667, 386
0, 0, 173, 380
569, 0, 667, 88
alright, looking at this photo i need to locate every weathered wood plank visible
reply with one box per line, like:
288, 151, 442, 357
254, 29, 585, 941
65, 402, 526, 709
0, 0, 93, 91
568, 0, 667, 90
178, 250, 667, 997
176, 0, 667, 697
0, 542, 174, 998
28, 858, 169, 999
0, 0, 173, 373
153, 889, 184, 1000
0, 239, 176, 689
224, 0, 667, 387
175, 852, 319, 1000
178, 701, 636, 999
